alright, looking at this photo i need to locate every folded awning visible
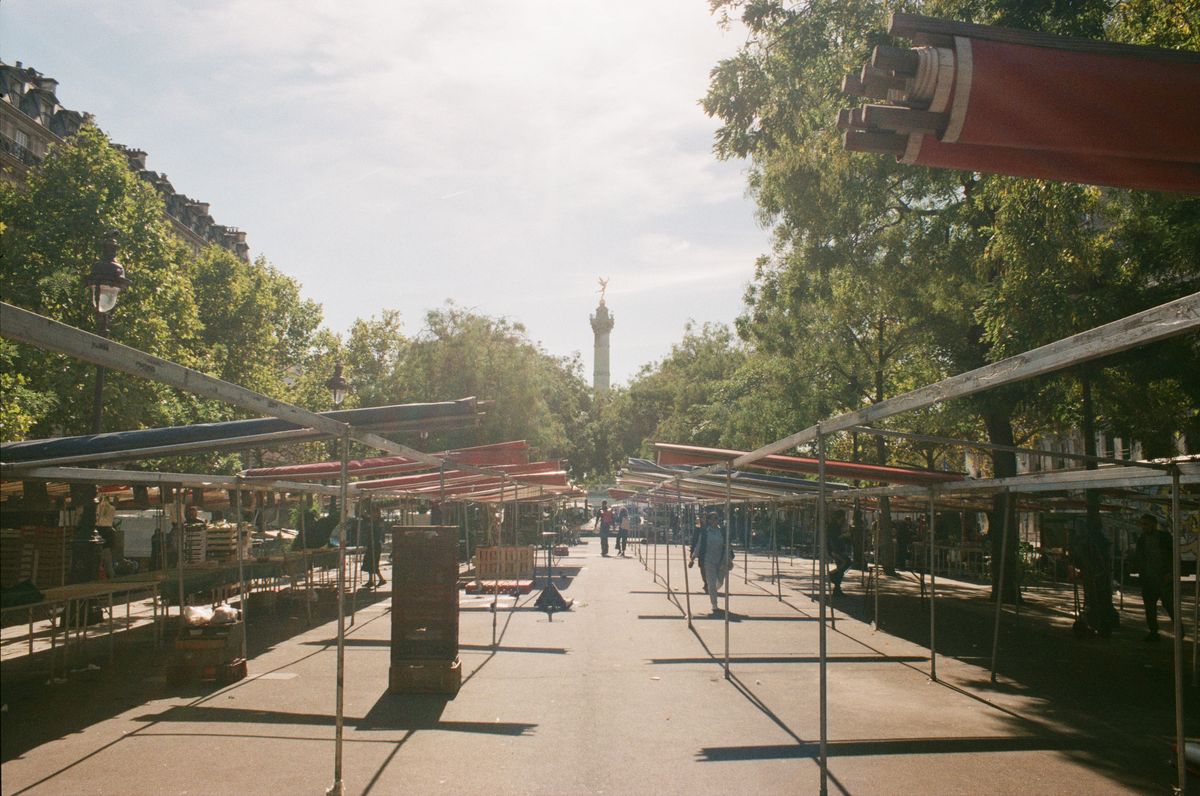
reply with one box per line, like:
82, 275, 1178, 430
654, 442, 964, 487
240, 440, 529, 481
0, 399, 480, 467
353, 459, 577, 502
840, 13, 1200, 193
613, 457, 847, 504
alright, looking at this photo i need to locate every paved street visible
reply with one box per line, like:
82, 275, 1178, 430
1, 537, 1192, 795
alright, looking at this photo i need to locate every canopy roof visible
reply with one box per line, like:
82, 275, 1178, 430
353, 459, 580, 503
613, 457, 849, 504
240, 440, 529, 481
840, 12, 1200, 192
0, 399, 481, 469
654, 442, 964, 486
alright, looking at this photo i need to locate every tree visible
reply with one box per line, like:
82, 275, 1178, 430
616, 321, 746, 455
703, 0, 1200, 600
0, 124, 202, 438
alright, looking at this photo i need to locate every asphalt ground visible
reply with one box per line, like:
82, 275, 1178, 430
1, 535, 1195, 795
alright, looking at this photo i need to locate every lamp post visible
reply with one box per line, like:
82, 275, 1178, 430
85, 231, 129, 434
325, 362, 348, 408
327, 361, 349, 796
70, 232, 129, 585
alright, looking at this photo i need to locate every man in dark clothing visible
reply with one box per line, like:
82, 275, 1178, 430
829, 524, 852, 597
363, 507, 387, 588
1134, 513, 1174, 641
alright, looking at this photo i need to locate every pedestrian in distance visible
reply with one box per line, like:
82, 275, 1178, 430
690, 510, 733, 614
1133, 513, 1174, 641
363, 506, 386, 589
599, 500, 613, 557
616, 505, 630, 556
829, 513, 852, 597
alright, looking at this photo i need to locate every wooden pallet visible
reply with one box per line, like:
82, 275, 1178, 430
167, 657, 247, 686
463, 579, 534, 595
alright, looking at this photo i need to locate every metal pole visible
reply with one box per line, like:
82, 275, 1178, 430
329, 428, 350, 796
90, 311, 109, 434
299, 497, 312, 626
790, 507, 796, 566
873, 505, 881, 629
464, 499, 472, 575
175, 488, 184, 617
653, 503, 659, 582
235, 481, 246, 660
774, 504, 782, 601
492, 485, 502, 649
509, 480, 518, 619
744, 503, 750, 585
817, 429, 828, 796
989, 490, 1011, 683
1170, 468, 1185, 794
350, 502, 360, 625
928, 488, 937, 682
679, 480, 692, 626
665, 503, 672, 596
724, 470, 732, 680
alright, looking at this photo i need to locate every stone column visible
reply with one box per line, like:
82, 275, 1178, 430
590, 299, 614, 396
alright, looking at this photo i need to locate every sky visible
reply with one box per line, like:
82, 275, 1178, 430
2, 1, 773, 386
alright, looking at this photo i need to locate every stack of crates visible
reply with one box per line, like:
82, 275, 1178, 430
0, 526, 71, 587
389, 525, 461, 696
473, 545, 535, 579
182, 521, 207, 564
168, 620, 246, 685
205, 522, 238, 563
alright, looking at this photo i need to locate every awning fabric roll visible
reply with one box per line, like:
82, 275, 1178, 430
841, 13, 1200, 193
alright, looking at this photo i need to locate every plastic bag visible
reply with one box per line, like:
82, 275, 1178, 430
183, 605, 214, 626
210, 603, 240, 625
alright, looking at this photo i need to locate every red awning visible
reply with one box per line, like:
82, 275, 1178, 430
840, 13, 1200, 193
241, 440, 529, 481
653, 442, 964, 487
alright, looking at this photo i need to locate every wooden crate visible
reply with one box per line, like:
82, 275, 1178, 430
388, 656, 461, 696
392, 526, 459, 663
473, 545, 535, 579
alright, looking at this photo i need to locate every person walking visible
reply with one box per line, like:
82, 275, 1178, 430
1133, 513, 1174, 641
616, 506, 630, 557
829, 514, 852, 597
690, 510, 732, 614
598, 501, 613, 557
363, 506, 387, 589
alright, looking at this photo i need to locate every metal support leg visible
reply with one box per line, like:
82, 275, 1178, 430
1170, 468, 1185, 794
989, 490, 1012, 684
928, 489, 937, 683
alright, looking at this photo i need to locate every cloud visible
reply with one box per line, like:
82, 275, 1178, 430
7, 0, 769, 382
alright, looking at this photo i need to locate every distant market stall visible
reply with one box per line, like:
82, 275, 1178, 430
614, 292, 1199, 794
0, 299, 579, 795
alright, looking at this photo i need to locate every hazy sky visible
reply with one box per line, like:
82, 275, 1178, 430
2, 1, 772, 385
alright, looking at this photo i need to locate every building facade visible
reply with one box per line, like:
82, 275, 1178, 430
1, 61, 248, 262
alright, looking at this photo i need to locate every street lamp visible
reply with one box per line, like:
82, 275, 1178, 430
326, 362, 349, 407
71, 232, 128, 585
85, 231, 129, 434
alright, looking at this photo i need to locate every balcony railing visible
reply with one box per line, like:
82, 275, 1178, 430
0, 134, 42, 166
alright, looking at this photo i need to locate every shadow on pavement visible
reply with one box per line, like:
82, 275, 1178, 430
697, 733, 1098, 761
